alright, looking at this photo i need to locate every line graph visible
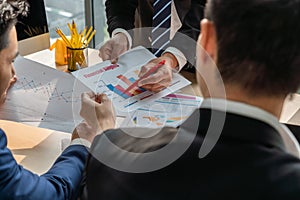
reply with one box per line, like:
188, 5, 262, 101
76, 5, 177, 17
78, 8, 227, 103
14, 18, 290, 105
15, 77, 81, 103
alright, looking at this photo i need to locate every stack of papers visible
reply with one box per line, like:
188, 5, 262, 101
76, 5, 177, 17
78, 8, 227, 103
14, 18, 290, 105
0, 46, 201, 132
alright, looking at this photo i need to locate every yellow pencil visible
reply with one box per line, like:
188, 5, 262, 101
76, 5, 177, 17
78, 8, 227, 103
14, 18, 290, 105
84, 26, 93, 43
67, 23, 75, 46
85, 30, 96, 47
56, 28, 72, 47
72, 21, 80, 45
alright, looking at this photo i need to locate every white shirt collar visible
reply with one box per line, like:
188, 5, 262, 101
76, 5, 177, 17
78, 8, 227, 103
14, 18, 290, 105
200, 98, 300, 158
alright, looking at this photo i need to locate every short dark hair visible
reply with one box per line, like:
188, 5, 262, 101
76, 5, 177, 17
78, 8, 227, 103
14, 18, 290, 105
0, 0, 29, 51
206, 0, 300, 96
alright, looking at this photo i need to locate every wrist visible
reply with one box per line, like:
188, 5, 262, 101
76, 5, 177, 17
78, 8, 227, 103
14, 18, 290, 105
162, 52, 179, 71
114, 32, 130, 49
98, 118, 115, 132
112, 28, 132, 49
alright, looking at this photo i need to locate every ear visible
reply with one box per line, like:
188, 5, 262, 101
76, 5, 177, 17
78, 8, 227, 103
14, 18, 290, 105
199, 19, 217, 62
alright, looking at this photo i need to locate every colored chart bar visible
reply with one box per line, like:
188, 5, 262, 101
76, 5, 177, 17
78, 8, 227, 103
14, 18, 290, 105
115, 85, 133, 98
107, 84, 131, 99
117, 75, 133, 86
129, 77, 136, 83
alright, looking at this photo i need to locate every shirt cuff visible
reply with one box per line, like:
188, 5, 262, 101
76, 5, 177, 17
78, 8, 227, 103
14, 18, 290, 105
162, 47, 187, 72
112, 28, 133, 49
70, 138, 91, 148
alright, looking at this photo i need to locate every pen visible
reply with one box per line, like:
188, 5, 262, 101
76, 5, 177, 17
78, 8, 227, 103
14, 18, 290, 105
122, 60, 166, 94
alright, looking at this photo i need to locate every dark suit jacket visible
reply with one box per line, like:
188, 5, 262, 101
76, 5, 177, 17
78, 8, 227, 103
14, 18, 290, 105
0, 129, 88, 200
82, 108, 300, 200
105, 0, 206, 68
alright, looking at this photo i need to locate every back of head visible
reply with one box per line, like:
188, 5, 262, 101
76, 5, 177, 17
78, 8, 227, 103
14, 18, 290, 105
206, 0, 300, 97
0, 0, 28, 51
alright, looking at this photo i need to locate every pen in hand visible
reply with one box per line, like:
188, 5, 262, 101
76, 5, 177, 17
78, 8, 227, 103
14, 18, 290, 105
122, 60, 166, 94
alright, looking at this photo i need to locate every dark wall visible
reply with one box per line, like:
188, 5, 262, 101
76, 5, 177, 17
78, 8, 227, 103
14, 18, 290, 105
16, 0, 48, 41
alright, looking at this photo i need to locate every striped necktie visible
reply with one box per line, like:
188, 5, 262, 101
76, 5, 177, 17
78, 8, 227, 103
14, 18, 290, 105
152, 0, 172, 56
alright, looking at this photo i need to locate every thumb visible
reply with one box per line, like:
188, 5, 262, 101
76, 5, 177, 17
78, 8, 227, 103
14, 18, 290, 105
82, 91, 96, 100
111, 57, 118, 64
96, 93, 110, 104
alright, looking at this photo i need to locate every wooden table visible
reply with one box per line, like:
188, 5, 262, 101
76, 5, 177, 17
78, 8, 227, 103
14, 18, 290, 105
2, 48, 300, 174
0, 120, 70, 175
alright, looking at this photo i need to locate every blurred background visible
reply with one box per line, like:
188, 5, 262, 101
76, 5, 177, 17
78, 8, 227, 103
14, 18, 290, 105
44, 0, 109, 47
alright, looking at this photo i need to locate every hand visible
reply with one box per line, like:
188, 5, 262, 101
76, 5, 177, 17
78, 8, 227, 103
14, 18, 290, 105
80, 92, 116, 133
99, 33, 129, 63
138, 53, 178, 92
71, 121, 97, 143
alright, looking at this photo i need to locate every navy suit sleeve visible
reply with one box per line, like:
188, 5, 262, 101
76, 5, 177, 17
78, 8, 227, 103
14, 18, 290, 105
0, 129, 88, 200
105, 0, 138, 36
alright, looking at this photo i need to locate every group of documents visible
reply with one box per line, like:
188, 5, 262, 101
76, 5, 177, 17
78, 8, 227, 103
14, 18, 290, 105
0, 46, 202, 133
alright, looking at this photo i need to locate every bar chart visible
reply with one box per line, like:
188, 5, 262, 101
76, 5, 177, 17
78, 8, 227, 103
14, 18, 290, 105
106, 74, 146, 99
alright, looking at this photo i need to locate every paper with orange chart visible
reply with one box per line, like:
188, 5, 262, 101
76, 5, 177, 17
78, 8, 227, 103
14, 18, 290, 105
121, 93, 203, 128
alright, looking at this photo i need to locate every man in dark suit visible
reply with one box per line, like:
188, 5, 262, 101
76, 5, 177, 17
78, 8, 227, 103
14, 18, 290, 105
82, 0, 300, 199
99, 0, 206, 92
0, 1, 105, 199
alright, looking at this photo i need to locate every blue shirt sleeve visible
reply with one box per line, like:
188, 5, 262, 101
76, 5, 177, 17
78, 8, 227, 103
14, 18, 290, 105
0, 129, 88, 200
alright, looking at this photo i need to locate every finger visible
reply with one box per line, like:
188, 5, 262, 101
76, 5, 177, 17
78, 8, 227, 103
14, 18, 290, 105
110, 48, 123, 63
99, 45, 112, 61
140, 79, 170, 92
150, 82, 169, 92
150, 86, 166, 93
82, 91, 96, 99
138, 71, 165, 86
94, 93, 108, 103
98, 93, 110, 103
81, 92, 97, 104
138, 62, 156, 78
111, 57, 118, 64
138, 66, 150, 78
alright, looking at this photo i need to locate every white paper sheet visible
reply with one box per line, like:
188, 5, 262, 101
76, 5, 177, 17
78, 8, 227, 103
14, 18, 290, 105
72, 46, 191, 115
0, 57, 90, 132
121, 93, 203, 128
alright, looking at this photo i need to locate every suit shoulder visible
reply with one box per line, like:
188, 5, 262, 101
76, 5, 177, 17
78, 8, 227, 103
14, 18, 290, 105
92, 127, 178, 153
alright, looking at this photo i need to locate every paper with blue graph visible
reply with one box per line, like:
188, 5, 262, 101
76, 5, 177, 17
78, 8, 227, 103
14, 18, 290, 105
0, 57, 89, 132
72, 46, 191, 115
121, 93, 203, 128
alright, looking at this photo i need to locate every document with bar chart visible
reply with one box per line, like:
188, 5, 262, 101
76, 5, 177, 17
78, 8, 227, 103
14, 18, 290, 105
73, 46, 191, 115
121, 93, 203, 128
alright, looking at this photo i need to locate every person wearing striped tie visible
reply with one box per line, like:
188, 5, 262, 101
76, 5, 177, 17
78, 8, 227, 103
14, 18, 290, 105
99, 0, 206, 92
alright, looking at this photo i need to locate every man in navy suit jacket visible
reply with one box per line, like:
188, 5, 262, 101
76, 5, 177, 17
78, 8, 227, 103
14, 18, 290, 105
0, 0, 107, 199
81, 0, 300, 199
